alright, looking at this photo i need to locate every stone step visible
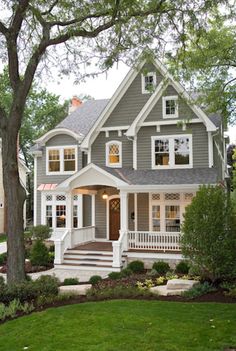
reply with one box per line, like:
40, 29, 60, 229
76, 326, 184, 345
66, 249, 113, 256
59, 284, 92, 296
55, 263, 121, 272
166, 279, 198, 290
150, 285, 186, 296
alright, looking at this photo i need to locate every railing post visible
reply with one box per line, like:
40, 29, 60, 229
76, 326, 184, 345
54, 239, 63, 264
112, 241, 122, 268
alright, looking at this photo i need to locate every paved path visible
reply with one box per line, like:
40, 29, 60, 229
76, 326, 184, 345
0, 242, 7, 254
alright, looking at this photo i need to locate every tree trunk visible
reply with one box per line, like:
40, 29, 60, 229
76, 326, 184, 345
2, 119, 26, 284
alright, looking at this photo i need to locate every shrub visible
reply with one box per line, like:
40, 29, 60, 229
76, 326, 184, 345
127, 260, 144, 273
0, 252, 7, 266
0, 299, 35, 321
108, 272, 121, 280
120, 268, 132, 277
63, 278, 79, 286
0, 276, 5, 289
30, 240, 50, 266
87, 285, 153, 300
226, 287, 236, 298
34, 275, 59, 296
181, 185, 236, 282
182, 282, 216, 299
48, 251, 55, 264
30, 225, 52, 241
175, 261, 190, 275
152, 261, 170, 275
89, 275, 102, 286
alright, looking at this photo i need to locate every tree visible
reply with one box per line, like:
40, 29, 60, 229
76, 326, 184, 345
0, 0, 226, 283
168, 18, 236, 125
181, 185, 236, 282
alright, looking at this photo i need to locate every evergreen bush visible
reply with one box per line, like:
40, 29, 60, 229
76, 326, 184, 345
30, 240, 49, 266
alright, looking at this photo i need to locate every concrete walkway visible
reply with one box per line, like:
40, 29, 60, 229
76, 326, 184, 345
0, 242, 7, 254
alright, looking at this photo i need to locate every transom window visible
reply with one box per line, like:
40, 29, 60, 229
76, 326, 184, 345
46, 146, 77, 175
152, 135, 192, 169
142, 72, 157, 94
163, 96, 178, 118
106, 141, 122, 168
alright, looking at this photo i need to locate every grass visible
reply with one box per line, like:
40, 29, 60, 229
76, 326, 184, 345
0, 300, 236, 351
0, 234, 6, 243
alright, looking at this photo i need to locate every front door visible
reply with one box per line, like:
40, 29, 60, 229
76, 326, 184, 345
109, 198, 120, 240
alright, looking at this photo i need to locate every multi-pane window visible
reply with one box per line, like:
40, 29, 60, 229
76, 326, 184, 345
46, 205, 53, 228
152, 135, 192, 168
163, 96, 178, 118
154, 139, 169, 166
174, 137, 190, 165
56, 205, 66, 228
106, 141, 122, 167
152, 205, 160, 231
73, 205, 78, 228
142, 72, 156, 94
47, 146, 77, 174
165, 205, 180, 232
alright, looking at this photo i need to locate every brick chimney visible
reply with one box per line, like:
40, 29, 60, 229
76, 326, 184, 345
69, 95, 82, 114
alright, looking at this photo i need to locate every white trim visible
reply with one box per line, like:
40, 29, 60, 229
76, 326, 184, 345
142, 118, 201, 127
134, 193, 138, 232
119, 184, 203, 192
78, 195, 83, 228
100, 125, 129, 132
91, 194, 96, 227
81, 60, 146, 149
105, 140, 122, 168
141, 72, 157, 94
133, 136, 137, 170
106, 194, 120, 240
35, 128, 82, 146
46, 145, 78, 176
33, 155, 38, 226
162, 95, 178, 119
56, 163, 128, 191
151, 134, 193, 169
208, 132, 214, 167
87, 148, 91, 164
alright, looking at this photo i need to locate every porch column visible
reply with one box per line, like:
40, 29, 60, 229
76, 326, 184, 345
134, 193, 138, 232
66, 192, 73, 248
120, 190, 128, 232
91, 194, 96, 227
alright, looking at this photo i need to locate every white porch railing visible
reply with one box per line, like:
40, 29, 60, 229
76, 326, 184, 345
127, 231, 181, 251
54, 229, 72, 264
112, 230, 128, 268
72, 226, 95, 247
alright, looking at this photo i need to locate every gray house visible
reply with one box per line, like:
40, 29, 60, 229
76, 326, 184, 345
32, 58, 226, 273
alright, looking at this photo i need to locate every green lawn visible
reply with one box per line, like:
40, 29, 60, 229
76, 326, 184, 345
0, 234, 6, 243
0, 300, 235, 351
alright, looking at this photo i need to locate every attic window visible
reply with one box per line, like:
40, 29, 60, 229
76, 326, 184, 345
106, 141, 122, 168
163, 96, 178, 118
142, 72, 156, 94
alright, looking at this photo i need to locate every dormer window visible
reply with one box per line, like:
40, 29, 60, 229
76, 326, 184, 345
163, 96, 178, 118
46, 146, 77, 175
106, 141, 122, 168
142, 72, 156, 94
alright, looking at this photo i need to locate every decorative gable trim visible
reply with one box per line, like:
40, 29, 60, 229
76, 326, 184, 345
35, 128, 83, 146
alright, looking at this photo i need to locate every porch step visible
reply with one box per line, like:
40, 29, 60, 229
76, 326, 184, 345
64, 258, 114, 266
55, 263, 121, 272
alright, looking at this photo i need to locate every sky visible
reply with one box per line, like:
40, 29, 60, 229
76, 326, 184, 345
43, 62, 236, 144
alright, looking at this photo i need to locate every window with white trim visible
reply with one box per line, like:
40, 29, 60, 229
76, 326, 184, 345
163, 96, 178, 118
152, 205, 160, 232
46, 146, 77, 175
165, 205, 180, 232
152, 135, 192, 169
141, 72, 157, 94
44, 193, 67, 228
106, 141, 122, 167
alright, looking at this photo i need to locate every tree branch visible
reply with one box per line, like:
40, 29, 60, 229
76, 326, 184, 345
0, 21, 8, 35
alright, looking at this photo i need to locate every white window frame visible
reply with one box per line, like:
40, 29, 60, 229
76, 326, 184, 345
141, 72, 157, 94
151, 134, 193, 169
162, 96, 179, 119
106, 140, 122, 168
46, 145, 78, 175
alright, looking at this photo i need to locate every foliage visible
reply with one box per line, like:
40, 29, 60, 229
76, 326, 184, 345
120, 268, 133, 278
182, 282, 216, 299
63, 278, 80, 286
0, 299, 35, 322
152, 261, 170, 275
175, 261, 190, 275
0, 253, 7, 266
30, 225, 52, 241
156, 276, 166, 285
165, 272, 178, 280
233, 148, 236, 192
127, 261, 145, 273
147, 269, 159, 277
181, 185, 236, 281
87, 285, 153, 300
30, 241, 50, 267
0, 276, 5, 289
48, 252, 55, 264
136, 279, 154, 291
226, 287, 236, 298
0, 234, 6, 243
89, 275, 103, 286
108, 272, 122, 280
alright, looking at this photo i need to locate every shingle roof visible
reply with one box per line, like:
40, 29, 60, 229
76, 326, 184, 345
56, 99, 109, 137
100, 166, 218, 185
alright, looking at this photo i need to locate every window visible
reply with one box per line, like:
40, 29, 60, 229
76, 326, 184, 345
142, 72, 156, 94
73, 205, 78, 228
152, 205, 160, 231
165, 205, 180, 232
46, 205, 53, 228
152, 135, 192, 169
106, 141, 122, 167
163, 96, 178, 118
56, 205, 66, 228
46, 146, 77, 174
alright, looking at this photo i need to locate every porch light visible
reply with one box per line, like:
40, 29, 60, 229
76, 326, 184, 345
102, 191, 108, 200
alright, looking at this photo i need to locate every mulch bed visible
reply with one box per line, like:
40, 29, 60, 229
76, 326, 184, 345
0, 261, 53, 274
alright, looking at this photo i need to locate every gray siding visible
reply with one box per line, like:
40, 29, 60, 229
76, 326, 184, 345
137, 193, 149, 231
137, 123, 209, 169
91, 131, 133, 168
83, 195, 91, 227
103, 64, 163, 127
146, 85, 196, 122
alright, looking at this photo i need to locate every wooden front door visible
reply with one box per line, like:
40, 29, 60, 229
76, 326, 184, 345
109, 198, 120, 240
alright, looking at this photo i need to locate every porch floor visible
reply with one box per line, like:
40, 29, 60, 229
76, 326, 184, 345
69, 242, 113, 252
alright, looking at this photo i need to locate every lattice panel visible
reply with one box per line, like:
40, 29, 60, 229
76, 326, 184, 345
109, 144, 119, 155
152, 193, 160, 201
110, 199, 120, 212
56, 195, 66, 201
165, 193, 180, 201
184, 193, 194, 201
73, 195, 78, 201
45, 195, 52, 202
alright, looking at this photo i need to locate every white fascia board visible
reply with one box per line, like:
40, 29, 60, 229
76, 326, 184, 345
81, 61, 146, 149
142, 118, 201, 127
118, 184, 211, 192
153, 59, 217, 132
126, 80, 168, 137
35, 128, 83, 146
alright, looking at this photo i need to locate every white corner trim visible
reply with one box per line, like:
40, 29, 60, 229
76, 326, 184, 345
208, 132, 214, 167
33, 156, 37, 226
133, 136, 137, 170
105, 140, 122, 168
35, 128, 83, 146
46, 145, 78, 176
141, 72, 157, 94
162, 95, 179, 119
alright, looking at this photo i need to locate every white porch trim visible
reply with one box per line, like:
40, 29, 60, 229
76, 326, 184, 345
35, 128, 82, 146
